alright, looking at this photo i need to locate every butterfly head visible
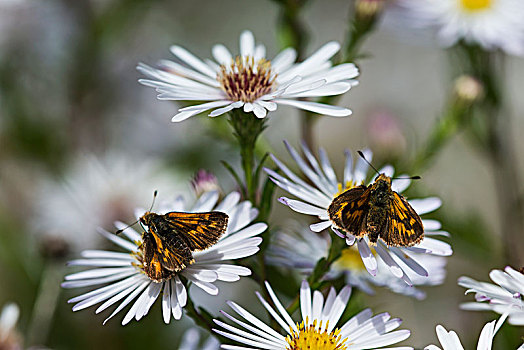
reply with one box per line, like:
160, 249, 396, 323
140, 212, 159, 227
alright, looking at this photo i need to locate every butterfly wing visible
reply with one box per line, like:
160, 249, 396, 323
163, 211, 229, 251
381, 192, 424, 247
328, 185, 371, 237
141, 229, 193, 281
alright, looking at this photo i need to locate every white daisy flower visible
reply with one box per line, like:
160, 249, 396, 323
33, 153, 183, 251
213, 280, 412, 350
0, 303, 21, 350
459, 266, 524, 326
425, 314, 508, 350
265, 141, 452, 285
179, 328, 220, 350
385, 0, 524, 55
267, 222, 447, 299
138, 30, 358, 121
62, 190, 267, 325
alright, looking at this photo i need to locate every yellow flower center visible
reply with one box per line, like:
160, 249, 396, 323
333, 247, 366, 271
217, 56, 276, 103
286, 319, 347, 350
460, 0, 492, 11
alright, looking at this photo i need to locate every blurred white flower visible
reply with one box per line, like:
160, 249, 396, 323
62, 190, 266, 325
214, 280, 412, 350
0, 303, 21, 350
268, 222, 447, 299
138, 30, 358, 121
425, 314, 508, 350
459, 266, 524, 326
265, 142, 452, 285
179, 328, 219, 350
33, 153, 184, 251
386, 0, 524, 55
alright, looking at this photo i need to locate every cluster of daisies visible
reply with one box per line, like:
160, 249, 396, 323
58, 3, 524, 347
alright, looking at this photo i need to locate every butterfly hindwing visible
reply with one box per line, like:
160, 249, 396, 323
163, 211, 228, 251
381, 192, 424, 247
328, 185, 370, 237
141, 229, 193, 281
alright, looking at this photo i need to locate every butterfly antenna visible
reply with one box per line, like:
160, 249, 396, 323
357, 150, 381, 176
148, 190, 158, 212
391, 175, 421, 180
115, 219, 139, 235
115, 190, 157, 235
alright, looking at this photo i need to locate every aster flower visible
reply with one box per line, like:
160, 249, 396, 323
385, 0, 524, 55
138, 30, 358, 121
265, 142, 452, 285
267, 222, 447, 299
0, 303, 21, 350
459, 266, 524, 326
425, 314, 508, 350
33, 153, 182, 251
62, 190, 267, 325
179, 328, 219, 350
213, 280, 412, 350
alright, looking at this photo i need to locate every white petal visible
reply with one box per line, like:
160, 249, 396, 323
409, 197, 442, 215
300, 280, 312, 324
170, 45, 217, 78
310, 221, 332, 232
273, 99, 352, 116
271, 48, 297, 73
254, 44, 266, 61
159, 59, 220, 87
209, 101, 244, 117
240, 30, 255, 57
252, 103, 267, 118
162, 281, 171, 324
179, 100, 231, 112
278, 197, 327, 217
212, 44, 233, 65
357, 239, 377, 276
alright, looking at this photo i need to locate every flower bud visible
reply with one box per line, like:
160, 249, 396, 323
191, 169, 220, 197
453, 75, 484, 103
356, 0, 385, 20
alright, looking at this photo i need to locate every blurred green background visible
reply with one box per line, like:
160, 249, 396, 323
0, 0, 523, 348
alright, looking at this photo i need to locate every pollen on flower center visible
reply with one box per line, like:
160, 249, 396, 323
335, 180, 358, 197
460, 0, 492, 11
217, 56, 276, 103
333, 247, 366, 271
286, 319, 348, 350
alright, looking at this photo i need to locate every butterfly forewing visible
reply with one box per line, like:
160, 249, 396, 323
328, 185, 370, 237
139, 211, 229, 282
163, 211, 228, 251
382, 192, 424, 247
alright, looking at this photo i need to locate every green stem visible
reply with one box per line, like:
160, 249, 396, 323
228, 109, 267, 204
27, 262, 64, 346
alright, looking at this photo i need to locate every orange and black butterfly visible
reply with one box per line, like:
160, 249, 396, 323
118, 193, 229, 282
328, 152, 424, 247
